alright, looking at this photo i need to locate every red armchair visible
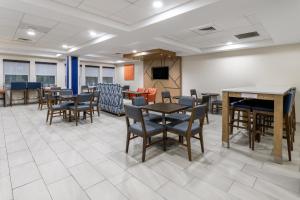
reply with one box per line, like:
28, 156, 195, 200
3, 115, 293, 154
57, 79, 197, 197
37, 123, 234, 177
145, 88, 157, 104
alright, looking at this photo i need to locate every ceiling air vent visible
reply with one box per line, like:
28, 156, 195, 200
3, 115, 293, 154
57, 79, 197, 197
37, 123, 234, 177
199, 26, 216, 31
17, 38, 32, 42
235, 31, 259, 39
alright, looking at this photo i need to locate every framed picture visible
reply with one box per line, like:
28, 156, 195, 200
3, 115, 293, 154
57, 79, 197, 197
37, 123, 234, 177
124, 64, 134, 80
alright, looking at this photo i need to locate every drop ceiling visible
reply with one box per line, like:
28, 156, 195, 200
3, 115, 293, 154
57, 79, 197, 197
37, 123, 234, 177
0, 0, 300, 63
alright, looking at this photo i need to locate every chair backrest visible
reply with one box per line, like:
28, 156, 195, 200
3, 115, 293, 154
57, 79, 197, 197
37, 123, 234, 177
137, 88, 145, 92
190, 89, 198, 98
201, 95, 210, 104
76, 93, 92, 104
284, 92, 295, 115
162, 91, 172, 103
60, 89, 73, 96
93, 91, 100, 104
11, 82, 27, 90
27, 82, 42, 89
132, 96, 147, 107
122, 85, 130, 91
124, 105, 143, 122
179, 96, 194, 108
191, 105, 206, 121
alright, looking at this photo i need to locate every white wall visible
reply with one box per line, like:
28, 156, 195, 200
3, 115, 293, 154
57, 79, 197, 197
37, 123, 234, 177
182, 44, 300, 121
115, 61, 144, 90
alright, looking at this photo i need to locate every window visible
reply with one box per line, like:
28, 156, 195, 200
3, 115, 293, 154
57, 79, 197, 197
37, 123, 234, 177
102, 67, 115, 83
4, 60, 30, 86
85, 66, 99, 86
35, 62, 57, 86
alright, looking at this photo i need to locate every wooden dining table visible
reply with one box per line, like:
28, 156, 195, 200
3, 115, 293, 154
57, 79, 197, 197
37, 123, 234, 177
222, 86, 294, 163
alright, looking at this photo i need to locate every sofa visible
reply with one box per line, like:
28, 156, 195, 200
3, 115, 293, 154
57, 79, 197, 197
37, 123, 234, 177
97, 83, 124, 116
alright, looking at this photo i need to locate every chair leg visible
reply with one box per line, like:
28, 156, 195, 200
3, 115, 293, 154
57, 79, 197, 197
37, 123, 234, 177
199, 132, 204, 153
75, 111, 78, 126
286, 117, 292, 161
186, 136, 192, 161
125, 131, 130, 153
142, 137, 147, 162
252, 112, 257, 151
46, 110, 49, 122
206, 112, 209, 124
97, 106, 100, 116
247, 110, 252, 149
49, 111, 53, 125
163, 131, 167, 151
90, 110, 93, 123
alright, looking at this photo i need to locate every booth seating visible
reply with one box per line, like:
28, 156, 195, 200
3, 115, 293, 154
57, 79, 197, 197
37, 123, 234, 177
0, 88, 6, 107
10, 82, 27, 106
98, 83, 124, 116
9, 82, 42, 106
27, 82, 42, 103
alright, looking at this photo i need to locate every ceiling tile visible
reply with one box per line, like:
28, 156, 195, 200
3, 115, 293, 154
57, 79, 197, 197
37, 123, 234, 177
79, 0, 130, 16
22, 14, 58, 29
214, 17, 252, 30
112, 4, 154, 25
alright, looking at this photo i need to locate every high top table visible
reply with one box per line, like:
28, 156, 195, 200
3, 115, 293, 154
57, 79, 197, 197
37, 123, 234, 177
222, 86, 295, 163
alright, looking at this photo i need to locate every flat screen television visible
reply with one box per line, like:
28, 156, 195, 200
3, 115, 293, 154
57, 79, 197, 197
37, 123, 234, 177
152, 67, 169, 80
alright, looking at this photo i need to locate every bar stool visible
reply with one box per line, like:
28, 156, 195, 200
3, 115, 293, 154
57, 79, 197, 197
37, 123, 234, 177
229, 99, 254, 148
252, 93, 295, 161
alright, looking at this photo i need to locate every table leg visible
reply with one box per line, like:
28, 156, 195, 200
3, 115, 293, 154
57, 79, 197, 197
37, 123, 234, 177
273, 95, 283, 163
222, 92, 230, 147
162, 113, 167, 150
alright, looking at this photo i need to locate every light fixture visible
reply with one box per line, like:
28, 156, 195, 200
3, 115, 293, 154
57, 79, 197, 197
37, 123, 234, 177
116, 60, 125, 63
153, 1, 163, 8
89, 30, 97, 37
62, 44, 69, 49
226, 41, 233, 45
56, 53, 62, 57
132, 50, 137, 53
27, 30, 36, 36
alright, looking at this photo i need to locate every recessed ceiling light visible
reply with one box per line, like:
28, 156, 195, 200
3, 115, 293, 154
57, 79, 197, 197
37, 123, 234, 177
62, 44, 69, 49
56, 54, 62, 57
226, 41, 233, 45
132, 50, 137, 53
89, 30, 97, 37
116, 60, 125, 63
27, 30, 36, 36
153, 1, 163, 8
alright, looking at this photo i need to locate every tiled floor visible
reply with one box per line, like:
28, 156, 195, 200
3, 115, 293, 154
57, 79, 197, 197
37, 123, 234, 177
0, 105, 300, 200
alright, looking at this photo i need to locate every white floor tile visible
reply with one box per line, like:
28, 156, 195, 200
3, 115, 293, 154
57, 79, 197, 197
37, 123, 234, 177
0, 176, 13, 200
49, 141, 72, 154
69, 162, 104, 189
86, 180, 127, 200
117, 177, 163, 200
10, 162, 41, 188
93, 160, 124, 179
57, 150, 85, 168
8, 150, 33, 167
32, 148, 58, 165
48, 177, 89, 200
157, 181, 200, 200
38, 160, 70, 184
13, 179, 52, 200
127, 164, 168, 190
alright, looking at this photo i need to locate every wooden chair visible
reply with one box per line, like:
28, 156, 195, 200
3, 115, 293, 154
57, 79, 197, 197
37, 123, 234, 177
165, 96, 195, 123
37, 88, 47, 110
212, 99, 222, 114
252, 93, 295, 161
201, 95, 210, 124
46, 96, 68, 125
167, 105, 206, 161
124, 104, 166, 162
0, 88, 6, 107
68, 94, 93, 126
145, 88, 157, 104
190, 89, 202, 105
90, 91, 101, 116
161, 90, 172, 103
132, 96, 162, 122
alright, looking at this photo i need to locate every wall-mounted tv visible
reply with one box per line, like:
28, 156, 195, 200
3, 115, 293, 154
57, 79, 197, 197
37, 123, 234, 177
152, 67, 169, 80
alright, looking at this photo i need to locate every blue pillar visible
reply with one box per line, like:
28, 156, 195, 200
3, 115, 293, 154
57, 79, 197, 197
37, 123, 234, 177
66, 56, 79, 94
